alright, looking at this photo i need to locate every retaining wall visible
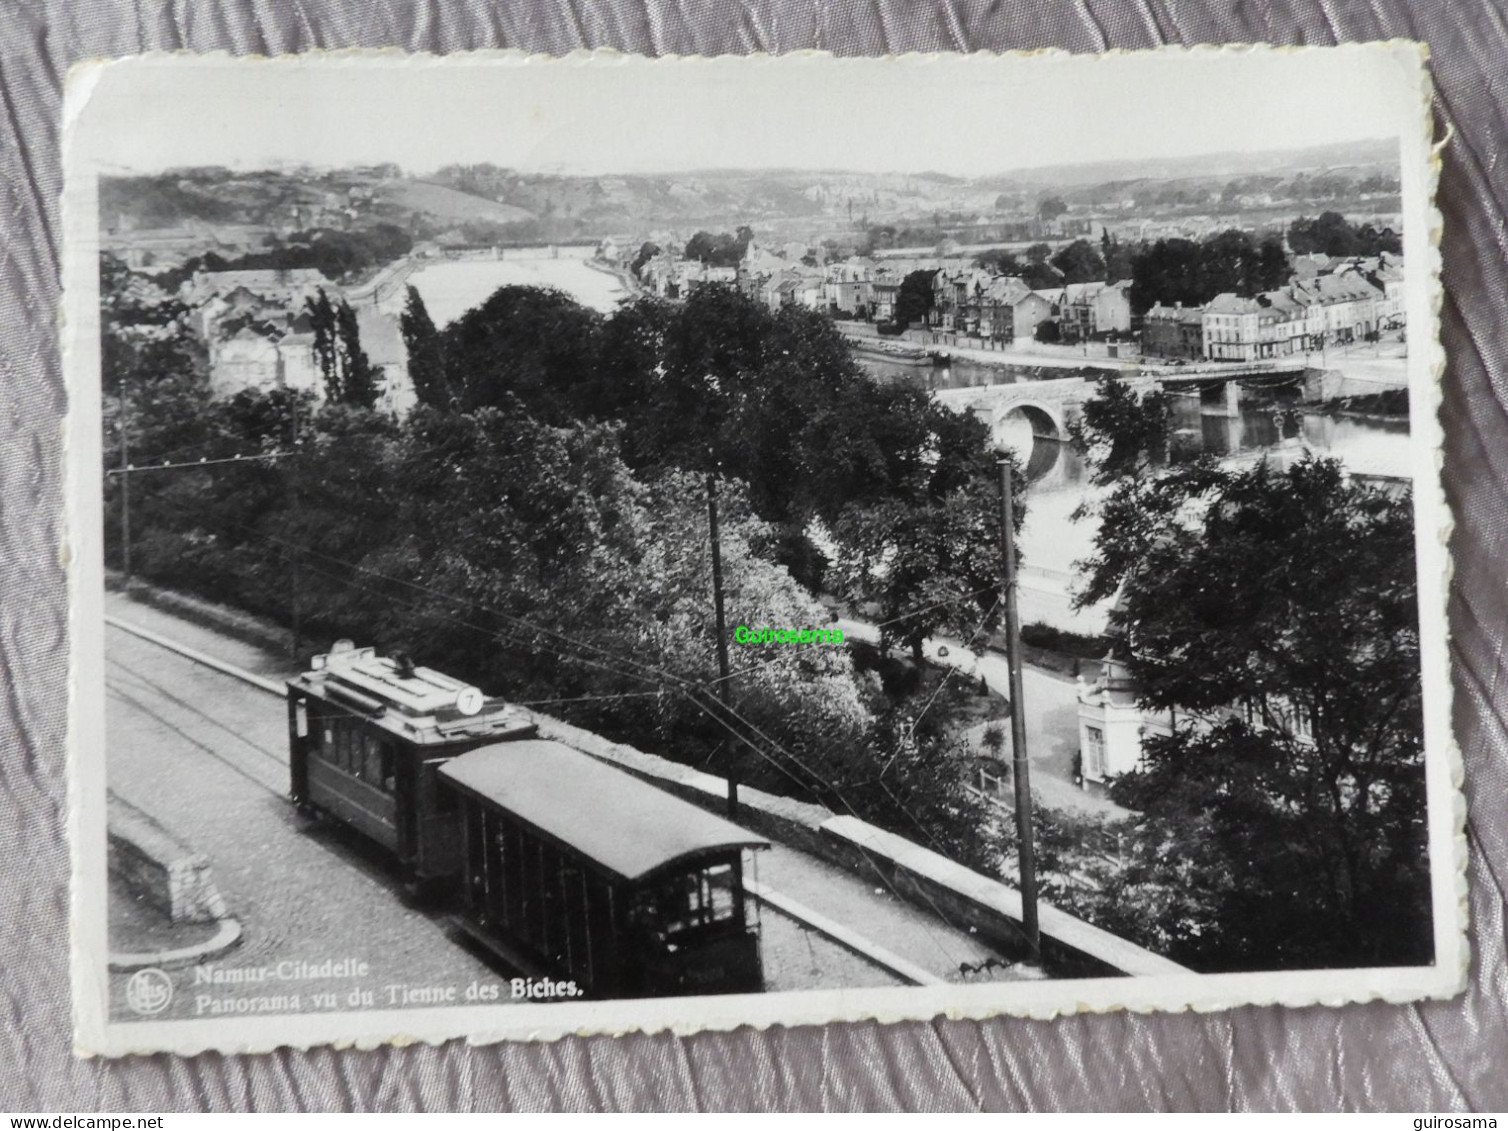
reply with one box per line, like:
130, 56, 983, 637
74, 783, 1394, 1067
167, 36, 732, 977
533, 713, 1191, 980
107, 794, 228, 925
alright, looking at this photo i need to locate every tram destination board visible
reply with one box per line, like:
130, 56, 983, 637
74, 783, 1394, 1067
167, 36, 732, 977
63, 47, 1463, 1056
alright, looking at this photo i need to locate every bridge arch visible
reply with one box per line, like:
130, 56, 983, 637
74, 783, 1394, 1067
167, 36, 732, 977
991, 401, 1066, 480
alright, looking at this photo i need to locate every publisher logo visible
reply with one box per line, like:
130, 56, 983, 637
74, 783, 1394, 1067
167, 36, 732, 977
125, 968, 173, 1015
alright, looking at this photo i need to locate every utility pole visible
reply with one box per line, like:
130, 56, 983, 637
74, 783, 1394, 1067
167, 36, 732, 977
119, 375, 132, 585
999, 457, 1041, 965
288, 393, 301, 660
706, 471, 739, 817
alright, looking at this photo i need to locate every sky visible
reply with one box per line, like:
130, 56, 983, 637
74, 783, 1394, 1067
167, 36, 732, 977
68, 47, 1423, 179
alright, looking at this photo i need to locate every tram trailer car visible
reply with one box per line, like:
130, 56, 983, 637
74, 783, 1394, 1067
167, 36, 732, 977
289, 644, 772, 997
441, 741, 770, 998
287, 641, 538, 887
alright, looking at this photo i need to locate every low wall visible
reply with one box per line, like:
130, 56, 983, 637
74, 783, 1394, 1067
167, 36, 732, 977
530, 714, 832, 859
533, 713, 1190, 980
1304, 366, 1406, 400
106, 573, 291, 656
819, 818, 1188, 979
108, 794, 228, 925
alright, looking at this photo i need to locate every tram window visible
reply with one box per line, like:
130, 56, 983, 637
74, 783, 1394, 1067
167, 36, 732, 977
295, 699, 309, 738
637, 864, 738, 936
362, 733, 383, 787
702, 864, 736, 922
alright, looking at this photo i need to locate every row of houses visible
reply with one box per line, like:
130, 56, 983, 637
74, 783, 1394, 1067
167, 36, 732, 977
927, 269, 1133, 344
1143, 256, 1405, 362
175, 266, 411, 413
634, 241, 1137, 346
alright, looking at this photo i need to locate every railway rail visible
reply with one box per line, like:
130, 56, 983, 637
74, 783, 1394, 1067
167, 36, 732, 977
105, 615, 947, 987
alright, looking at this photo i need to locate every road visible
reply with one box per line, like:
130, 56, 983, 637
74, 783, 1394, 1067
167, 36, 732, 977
102, 594, 1026, 1020
836, 616, 1128, 818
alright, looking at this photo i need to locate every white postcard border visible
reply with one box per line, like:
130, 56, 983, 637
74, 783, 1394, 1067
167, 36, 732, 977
62, 45, 1465, 1059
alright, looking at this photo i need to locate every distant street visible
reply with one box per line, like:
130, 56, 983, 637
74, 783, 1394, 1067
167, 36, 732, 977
835, 616, 1128, 818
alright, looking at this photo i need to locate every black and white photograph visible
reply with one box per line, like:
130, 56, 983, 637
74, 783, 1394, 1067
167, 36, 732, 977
64, 47, 1460, 1056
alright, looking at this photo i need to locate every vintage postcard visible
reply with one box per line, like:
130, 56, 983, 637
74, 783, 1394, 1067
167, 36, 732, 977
63, 47, 1462, 1057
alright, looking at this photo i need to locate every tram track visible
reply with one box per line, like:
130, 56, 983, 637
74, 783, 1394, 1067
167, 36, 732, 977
105, 614, 950, 988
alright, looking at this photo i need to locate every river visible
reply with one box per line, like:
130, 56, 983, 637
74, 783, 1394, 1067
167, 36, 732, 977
856, 354, 1414, 634
395, 246, 631, 326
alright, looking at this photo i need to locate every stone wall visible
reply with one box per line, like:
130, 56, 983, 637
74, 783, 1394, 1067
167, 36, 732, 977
107, 794, 228, 925
534, 712, 1191, 980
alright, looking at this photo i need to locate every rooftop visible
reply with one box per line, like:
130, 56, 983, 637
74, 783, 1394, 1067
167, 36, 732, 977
440, 739, 770, 882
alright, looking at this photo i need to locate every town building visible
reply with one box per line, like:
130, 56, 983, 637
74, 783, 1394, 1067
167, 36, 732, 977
1056, 280, 1133, 343
1141, 303, 1205, 359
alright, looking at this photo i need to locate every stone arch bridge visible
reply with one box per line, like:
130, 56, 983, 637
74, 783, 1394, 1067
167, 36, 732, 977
934, 366, 1316, 462
935, 376, 1161, 452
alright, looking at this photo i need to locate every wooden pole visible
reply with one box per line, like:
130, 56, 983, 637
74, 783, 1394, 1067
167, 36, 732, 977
289, 393, 301, 660
1000, 458, 1041, 964
706, 472, 739, 816
119, 375, 131, 585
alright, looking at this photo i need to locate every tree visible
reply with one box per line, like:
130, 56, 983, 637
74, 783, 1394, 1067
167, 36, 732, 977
1101, 230, 1137, 285
334, 298, 382, 410
832, 452, 1021, 664
1037, 197, 1067, 222
683, 229, 753, 268
975, 248, 1022, 275
1067, 374, 1174, 487
1075, 455, 1429, 970
399, 285, 448, 408
1289, 211, 1401, 258
1128, 237, 1209, 314
306, 289, 340, 400
1255, 233, 1290, 293
1050, 238, 1106, 285
892, 268, 937, 329
629, 241, 660, 278
440, 285, 603, 419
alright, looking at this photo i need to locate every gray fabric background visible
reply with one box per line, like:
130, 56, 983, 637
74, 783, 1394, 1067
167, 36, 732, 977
2, 0, 1504, 1112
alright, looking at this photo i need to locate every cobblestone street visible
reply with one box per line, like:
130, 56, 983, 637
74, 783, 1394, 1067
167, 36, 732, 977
101, 595, 1006, 1022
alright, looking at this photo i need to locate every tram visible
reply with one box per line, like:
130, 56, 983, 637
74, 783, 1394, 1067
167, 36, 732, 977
286, 640, 538, 887
287, 642, 771, 997
441, 740, 770, 998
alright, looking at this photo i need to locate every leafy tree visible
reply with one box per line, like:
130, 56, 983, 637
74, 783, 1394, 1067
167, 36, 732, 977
683, 228, 753, 267
1196, 229, 1262, 298
832, 453, 1021, 663
1289, 211, 1402, 257
1025, 242, 1053, 266
1129, 237, 1196, 313
892, 268, 937, 329
399, 285, 449, 408
309, 289, 382, 409
629, 241, 660, 278
1067, 374, 1174, 487
1050, 238, 1106, 284
1074, 455, 1429, 970
1101, 230, 1137, 284
440, 285, 603, 419
306, 289, 340, 398
334, 298, 382, 410
975, 248, 1022, 274
1037, 197, 1067, 222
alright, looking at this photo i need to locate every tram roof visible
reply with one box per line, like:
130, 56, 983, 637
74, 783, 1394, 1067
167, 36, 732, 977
439, 740, 770, 883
